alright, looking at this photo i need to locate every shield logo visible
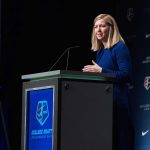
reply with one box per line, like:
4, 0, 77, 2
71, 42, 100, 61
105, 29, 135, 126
144, 76, 150, 90
36, 100, 49, 126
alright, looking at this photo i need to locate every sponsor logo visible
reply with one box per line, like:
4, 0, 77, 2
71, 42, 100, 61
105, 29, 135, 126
142, 130, 149, 136
127, 8, 134, 21
146, 33, 150, 39
36, 100, 49, 126
139, 104, 150, 111
144, 76, 150, 90
142, 56, 150, 64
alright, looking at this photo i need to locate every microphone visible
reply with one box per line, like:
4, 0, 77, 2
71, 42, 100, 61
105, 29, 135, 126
49, 45, 80, 71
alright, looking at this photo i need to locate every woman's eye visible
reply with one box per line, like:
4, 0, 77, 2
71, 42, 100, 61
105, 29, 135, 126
94, 25, 107, 28
101, 25, 107, 27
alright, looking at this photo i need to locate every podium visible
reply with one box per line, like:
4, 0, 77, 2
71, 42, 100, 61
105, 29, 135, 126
21, 70, 114, 150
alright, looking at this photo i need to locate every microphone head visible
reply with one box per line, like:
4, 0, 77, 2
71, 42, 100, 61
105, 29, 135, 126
68, 45, 80, 49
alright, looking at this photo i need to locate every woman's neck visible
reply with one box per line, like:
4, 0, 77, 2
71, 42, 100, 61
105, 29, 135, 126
102, 41, 108, 49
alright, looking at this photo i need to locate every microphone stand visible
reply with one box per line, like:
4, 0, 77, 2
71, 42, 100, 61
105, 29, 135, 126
65, 49, 70, 70
49, 46, 80, 71
49, 47, 69, 71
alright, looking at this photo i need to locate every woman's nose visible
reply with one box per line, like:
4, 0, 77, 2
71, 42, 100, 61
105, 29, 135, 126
97, 26, 101, 31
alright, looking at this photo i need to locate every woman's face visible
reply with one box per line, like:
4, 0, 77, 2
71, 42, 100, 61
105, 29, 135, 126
94, 19, 110, 43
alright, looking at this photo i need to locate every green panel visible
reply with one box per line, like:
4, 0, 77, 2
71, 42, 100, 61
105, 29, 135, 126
21, 70, 114, 82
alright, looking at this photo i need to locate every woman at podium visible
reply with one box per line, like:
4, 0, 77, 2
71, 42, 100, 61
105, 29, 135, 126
82, 14, 133, 150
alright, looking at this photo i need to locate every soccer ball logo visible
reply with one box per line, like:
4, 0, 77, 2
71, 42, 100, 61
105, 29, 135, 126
36, 100, 49, 126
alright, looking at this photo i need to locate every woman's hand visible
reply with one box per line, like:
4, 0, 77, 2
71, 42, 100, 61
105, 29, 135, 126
82, 60, 102, 73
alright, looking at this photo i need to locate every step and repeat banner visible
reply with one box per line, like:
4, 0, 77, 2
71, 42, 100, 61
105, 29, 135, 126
116, 1, 150, 150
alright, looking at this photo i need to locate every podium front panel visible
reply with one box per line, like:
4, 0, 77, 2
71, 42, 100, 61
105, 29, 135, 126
60, 79, 113, 150
21, 79, 59, 150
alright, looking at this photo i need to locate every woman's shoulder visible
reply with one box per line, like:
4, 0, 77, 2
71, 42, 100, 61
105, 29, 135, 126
112, 41, 129, 52
115, 41, 127, 48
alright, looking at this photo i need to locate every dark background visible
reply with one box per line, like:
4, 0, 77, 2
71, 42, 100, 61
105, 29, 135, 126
1, 0, 150, 150
1, 0, 116, 149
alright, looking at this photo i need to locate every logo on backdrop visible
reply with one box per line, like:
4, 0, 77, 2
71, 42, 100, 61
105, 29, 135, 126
142, 130, 150, 136
145, 33, 150, 39
36, 100, 49, 126
144, 76, 150, 90
142, 56, 150, 64
127, 8, 134, 21
139, 104, 150, 111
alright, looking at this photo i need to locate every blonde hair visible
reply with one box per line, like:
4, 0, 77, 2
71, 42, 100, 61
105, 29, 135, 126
91, 14, 125, 51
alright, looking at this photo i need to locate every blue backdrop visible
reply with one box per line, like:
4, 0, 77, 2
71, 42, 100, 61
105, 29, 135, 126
116, 0, 150, 149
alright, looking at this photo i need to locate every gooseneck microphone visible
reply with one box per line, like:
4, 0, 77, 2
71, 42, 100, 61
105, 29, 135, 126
49, 45, 80, 71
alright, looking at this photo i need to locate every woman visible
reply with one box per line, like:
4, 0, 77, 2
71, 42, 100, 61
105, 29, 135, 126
82, 14, 133, 150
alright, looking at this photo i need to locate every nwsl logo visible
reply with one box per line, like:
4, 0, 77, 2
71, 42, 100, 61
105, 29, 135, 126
144, 76, 150, 90
36, 100, 49, 126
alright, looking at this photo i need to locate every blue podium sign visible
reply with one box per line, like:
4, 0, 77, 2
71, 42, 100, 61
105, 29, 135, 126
25, 86, 54, 150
